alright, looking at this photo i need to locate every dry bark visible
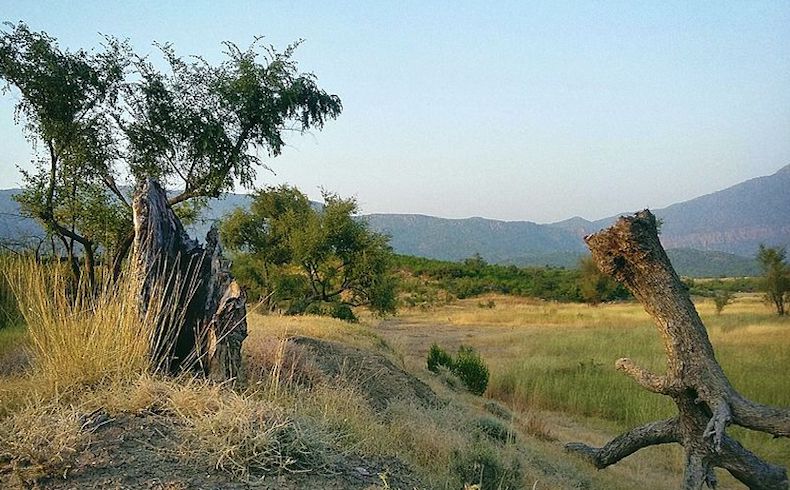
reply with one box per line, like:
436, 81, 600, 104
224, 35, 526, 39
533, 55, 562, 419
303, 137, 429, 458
132, 178, 247, 382
565, 210, 789, 490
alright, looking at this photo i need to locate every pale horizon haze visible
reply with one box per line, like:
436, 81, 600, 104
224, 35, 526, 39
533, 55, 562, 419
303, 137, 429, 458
1, 1, 788, 223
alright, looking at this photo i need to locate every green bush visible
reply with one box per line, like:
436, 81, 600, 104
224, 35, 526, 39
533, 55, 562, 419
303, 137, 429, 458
427, 344, 490, 395
329, 303, 357, 323
451, 443, 522, 490
474, 416, 516, 444
454, 345, 489, 395
427, 343, 454, 373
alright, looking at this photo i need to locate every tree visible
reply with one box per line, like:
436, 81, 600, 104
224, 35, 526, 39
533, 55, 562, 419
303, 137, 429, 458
756, 245, 789, 316
0, 22, 342, 283
0, 22, 128, 289
577, 255, 628, 305
220, 185, 398, 319
712, 290, 732, 315
566, 211, 789, 489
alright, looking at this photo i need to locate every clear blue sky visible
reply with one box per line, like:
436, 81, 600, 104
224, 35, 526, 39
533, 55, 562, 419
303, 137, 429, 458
1, 1, 788, 222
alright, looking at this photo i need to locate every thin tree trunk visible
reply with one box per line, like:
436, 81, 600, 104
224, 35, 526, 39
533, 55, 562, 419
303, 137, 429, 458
565, 210, 789, 489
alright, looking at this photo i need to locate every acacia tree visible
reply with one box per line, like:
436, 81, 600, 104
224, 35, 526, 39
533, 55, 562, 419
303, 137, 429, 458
220, 185, 398, 319
756, 245, 789, 316
0, 22, 342, 282
0, 22, 127, 289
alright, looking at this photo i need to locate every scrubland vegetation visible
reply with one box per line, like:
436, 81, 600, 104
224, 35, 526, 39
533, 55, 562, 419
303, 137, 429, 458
377, 293, 790, 487
2, 254, 786, 489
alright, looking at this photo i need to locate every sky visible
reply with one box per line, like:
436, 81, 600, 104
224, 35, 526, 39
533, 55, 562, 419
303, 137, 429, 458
1, 1, 788, 223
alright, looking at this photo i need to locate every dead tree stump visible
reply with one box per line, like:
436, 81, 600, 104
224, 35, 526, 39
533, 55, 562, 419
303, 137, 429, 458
565, 210, 789, 490
132, 178, 247, 382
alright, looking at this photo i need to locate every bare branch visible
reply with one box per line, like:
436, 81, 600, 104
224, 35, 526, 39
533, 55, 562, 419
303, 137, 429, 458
565, 418, 678, 469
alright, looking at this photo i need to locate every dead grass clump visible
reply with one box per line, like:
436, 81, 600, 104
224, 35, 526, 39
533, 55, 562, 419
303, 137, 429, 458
244, 337, 324, 391
175, 390, 326, 476
0, 402, 85, 484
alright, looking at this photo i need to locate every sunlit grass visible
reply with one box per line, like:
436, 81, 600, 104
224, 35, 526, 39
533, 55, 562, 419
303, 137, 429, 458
382, 294, 790, 475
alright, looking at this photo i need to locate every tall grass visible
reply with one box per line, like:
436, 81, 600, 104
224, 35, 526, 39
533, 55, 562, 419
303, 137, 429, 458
3, 258, 154, 398
0, 255, 23, 330
386, 295, 790, 472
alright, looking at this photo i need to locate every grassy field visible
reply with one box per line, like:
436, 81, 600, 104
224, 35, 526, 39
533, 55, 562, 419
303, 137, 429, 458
1, 255, 788, 488
373, 293, 790, 487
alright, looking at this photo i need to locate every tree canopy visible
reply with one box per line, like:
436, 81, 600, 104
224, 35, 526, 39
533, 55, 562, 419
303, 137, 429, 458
0, 22, 342, 284
220, 185, 398, 319
756, 244, 789, 316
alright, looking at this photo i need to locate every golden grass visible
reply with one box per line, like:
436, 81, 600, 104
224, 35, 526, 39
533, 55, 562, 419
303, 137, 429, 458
379, 294, 790, 488
4, 259, 153, 397
2, 256, 786, 489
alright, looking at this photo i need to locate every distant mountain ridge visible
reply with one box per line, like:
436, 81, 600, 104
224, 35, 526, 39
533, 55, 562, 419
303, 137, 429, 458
547, 164, 790, 256
1, 165, 787, 277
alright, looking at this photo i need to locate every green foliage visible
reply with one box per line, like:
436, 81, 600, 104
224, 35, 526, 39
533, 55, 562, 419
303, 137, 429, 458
454, 346, 490, 396
0, 22, 341, 282
427, 343, 489, 395
394, 254, 630, 303
713, 290, 733, 315
451, 443, 522, 490
426, 343, 454, 373
683, 276, 761, 297
578, 256, 629, 306
220, 185, 397, 318
756, 245, 789, 316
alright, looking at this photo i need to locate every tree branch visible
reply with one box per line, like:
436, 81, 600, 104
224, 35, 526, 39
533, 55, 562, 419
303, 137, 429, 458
615, 357, 676, 395
565, 418, 679, 469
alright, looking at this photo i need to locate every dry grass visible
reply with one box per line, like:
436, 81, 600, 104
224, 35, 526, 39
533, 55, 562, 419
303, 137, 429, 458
3, 255, 786, 489
4, 259, 153, 398
378, 294, 790, 489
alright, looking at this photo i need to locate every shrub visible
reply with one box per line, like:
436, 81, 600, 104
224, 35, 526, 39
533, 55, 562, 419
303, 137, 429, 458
451, 443, 522, 490
453, 345, 489, 395
713, 290, 733, 315
329, 303, 358, 323
474, 416, 516, 444
427, 343, 454, 373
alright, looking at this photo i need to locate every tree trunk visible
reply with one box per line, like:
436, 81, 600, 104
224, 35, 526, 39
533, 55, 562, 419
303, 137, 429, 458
131, 178, 247, 383
565, 210, 789, 489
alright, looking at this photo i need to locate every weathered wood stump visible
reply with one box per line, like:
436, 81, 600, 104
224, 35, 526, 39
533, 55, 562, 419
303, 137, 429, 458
132, 178, 247, 382
565, 210, 789, 490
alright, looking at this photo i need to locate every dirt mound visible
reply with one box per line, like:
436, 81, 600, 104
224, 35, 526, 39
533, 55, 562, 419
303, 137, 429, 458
3, 412, 422, 490
291, 336, 442, 412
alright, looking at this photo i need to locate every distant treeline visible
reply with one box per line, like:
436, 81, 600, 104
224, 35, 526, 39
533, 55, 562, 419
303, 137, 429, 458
393, 254, 629, 305
684, 277, 761, 296
394, 254, 764, 307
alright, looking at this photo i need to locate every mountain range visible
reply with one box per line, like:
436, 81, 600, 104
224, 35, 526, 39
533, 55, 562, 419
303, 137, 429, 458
1, 164, 788, 277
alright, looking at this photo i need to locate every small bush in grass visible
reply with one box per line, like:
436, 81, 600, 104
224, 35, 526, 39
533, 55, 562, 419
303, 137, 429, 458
474, 416, 516, 444
330, 303, 358, 323
427, 344, 489, 395
713, 290, 733, 315
427, 343, 454, 373
454, 346, 489, 395
451, 442, 522, 490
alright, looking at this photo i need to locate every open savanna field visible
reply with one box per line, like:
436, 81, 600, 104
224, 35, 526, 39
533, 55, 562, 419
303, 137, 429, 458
1, 255, 788, 489
371, 293, 790, 489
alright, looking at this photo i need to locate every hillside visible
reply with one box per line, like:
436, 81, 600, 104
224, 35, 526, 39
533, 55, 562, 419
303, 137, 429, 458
1, 165, 786, 276
549, 164, 790, 255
